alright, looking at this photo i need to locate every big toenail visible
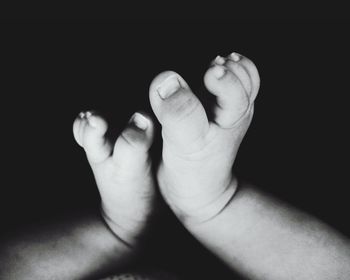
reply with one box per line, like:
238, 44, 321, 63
79, 112, 85, 118
230, 52, 241, 62
157, 74, 181, 99
132, 112, 149, 130
214, 55, 225, 65
213, 65, 226, 79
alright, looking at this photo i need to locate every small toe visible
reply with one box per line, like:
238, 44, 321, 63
73, 112, 85, 147
225, 57, 252, 96
73, 111, 112, 164
204, 53, 260, 128
204, 63, 250, 128
228, 52, 260, 101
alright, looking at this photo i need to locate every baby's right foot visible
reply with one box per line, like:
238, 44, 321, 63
149, 53, 260, 225
73, 111, 156, 245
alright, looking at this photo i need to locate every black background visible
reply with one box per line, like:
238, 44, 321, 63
1, 22, 349, 279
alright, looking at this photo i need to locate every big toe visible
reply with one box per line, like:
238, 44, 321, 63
112, 112, 154, 168
149, 71, 209, 153
204, 52, 260, 128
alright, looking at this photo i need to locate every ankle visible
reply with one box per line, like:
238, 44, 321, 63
172, 176, 239, 227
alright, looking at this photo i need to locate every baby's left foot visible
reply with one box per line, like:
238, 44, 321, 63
73, 111, 156, 245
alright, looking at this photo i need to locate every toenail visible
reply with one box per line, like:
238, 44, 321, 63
157, 74, 182, 99
213, 65, 226, 79
79, 112, 85, 118
214, 55, 225, 65
230, 52, 241, 62
85, 111, 92, 118
131, 112, 149, 130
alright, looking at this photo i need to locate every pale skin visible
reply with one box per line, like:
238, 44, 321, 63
1, 52, 349, 279
149, 53, 350, 279
0, 212, 135, 279
1, 111, 157, 279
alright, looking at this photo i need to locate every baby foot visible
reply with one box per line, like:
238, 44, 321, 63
149, 52, 260, 225
73, 111, 156, 245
